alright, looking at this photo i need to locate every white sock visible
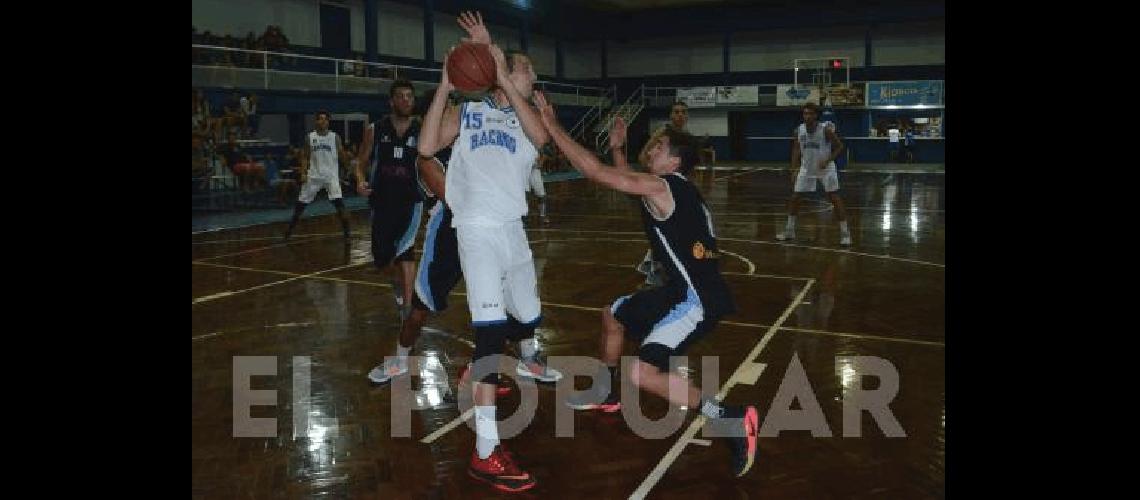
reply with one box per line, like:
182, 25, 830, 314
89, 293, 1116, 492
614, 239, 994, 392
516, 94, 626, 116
518, 337, 537, 360
700, 398, 725, 418
474, 405, 499, 459
839, 220, 850, 235
395, 342, 411, 363
786, 215, 797, 232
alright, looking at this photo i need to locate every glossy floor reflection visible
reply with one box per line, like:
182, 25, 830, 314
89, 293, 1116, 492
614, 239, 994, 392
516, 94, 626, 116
193, 169, 945, 499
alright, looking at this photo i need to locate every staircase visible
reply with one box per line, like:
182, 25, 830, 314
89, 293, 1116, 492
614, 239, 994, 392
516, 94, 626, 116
567, 85, 616, 145
593, 84, 648, 155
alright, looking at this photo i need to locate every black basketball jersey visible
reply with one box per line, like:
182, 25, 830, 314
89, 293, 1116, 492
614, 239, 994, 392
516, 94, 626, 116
419, 146, 452, 206
370, 116, 423, 204
638, 173, 736, 318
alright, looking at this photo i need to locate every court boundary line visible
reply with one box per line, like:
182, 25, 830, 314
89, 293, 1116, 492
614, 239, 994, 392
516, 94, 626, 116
192, 233, 369, 245
525, 229, 944, 268
191, 261, 367, 305
193, 234, 342, 262
192, 262, 940, 346
629, 278, 814, 499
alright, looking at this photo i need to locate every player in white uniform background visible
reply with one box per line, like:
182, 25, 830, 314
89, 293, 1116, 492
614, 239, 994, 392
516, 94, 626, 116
776, 102, 852, 246
528, 144, 551, 223
417, 11, 559, 492
284, 110, 352, 242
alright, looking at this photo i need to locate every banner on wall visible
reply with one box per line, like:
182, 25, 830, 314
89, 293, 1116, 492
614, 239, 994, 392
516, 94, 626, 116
866, 80, 944, 106
715, 86, 758, 105
676, 87, 717, 108
824, 84, 865, 106
776, 85, 820, 107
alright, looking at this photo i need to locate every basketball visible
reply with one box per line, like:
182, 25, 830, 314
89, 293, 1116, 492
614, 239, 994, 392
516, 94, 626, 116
447, 43, 497, 92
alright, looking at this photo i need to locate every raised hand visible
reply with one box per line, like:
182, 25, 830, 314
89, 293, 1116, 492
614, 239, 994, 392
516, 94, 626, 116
488, 43, 511, 87
533, 91, 557, 126
438, 46, 455, 93
609, 116, 627, 150
458, 11, 491, 45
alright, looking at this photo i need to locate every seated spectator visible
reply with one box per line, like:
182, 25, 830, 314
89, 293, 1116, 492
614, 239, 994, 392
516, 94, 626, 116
222, 133, 261, 192
192, 133, 212, 191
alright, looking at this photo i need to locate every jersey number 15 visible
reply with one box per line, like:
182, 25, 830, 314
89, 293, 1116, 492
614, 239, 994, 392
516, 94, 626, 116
462, 113, 483, 130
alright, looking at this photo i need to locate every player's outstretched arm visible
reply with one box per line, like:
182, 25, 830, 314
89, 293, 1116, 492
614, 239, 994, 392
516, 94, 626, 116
534, 91, 666, 199
417, 156, 447, 203
609, 115, 632, 172
418, 50, 460, 157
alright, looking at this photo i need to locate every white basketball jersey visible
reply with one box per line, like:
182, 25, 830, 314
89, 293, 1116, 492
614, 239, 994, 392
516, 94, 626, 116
796, 123, 832, 169
308, 130, 340, 180
446, 98, 539, 227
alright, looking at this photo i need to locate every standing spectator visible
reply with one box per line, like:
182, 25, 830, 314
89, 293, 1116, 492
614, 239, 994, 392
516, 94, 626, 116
262, 25, 291, 68
887, 122, 901, 162
902, 125, 916, 163
240, 93, 259, 138
242, 32, 259, 68
223, 92, 243, 137
353, 55, 365, 77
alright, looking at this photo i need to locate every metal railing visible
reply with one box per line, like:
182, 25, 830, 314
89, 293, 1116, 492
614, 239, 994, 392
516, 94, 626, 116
191, 44, 611, 107
566, 85, 615, 142
594, 84, 648, 153
643, 85, 781, 107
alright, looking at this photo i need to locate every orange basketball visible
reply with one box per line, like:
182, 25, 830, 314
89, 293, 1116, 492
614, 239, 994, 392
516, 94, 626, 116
447, 43, 497, 92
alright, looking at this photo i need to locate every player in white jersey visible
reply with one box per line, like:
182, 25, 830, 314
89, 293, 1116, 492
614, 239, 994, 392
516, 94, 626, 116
418, 12, 558, 491
527, 144, 550, 223
776, 102, 852, 246
284, 110, 352, 241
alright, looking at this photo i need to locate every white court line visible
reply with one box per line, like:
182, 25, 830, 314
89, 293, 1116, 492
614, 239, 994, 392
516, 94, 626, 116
721, 321, 945, 347
532, 233, 944, 269
192, 263, 936, 347
846, 206, 945, 213
550, 209, 825, 219
420, 408, 475, 444
191, 322, 316, 342
191, 261, 366, 305
194, 234, 342, 262
421, 326, 475, 348
190, 206, 371, 235
717, 237, 945, 268
629, 279, 815, 500
719, 249, 756, 275
192, 233, 365, 245
713, 169, 762, 182
730, 166, 945, 175
561, 260, 805, 281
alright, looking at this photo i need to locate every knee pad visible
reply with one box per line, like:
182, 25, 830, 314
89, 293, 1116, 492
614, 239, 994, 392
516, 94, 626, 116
504, 315, 541, 342
472, 323, 510, 384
